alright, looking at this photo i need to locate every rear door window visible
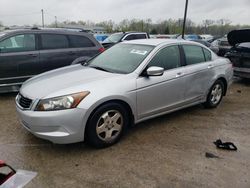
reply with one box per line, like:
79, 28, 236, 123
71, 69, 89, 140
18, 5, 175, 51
148, 45, 181, 70
182, 45, 205, 65
68, 35, 95, 48
41, 34, 69, 49
134, 34, 147, 39
0, 34, 35, 53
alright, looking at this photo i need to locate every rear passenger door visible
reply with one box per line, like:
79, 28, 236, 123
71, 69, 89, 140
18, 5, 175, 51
181, 45, 215, 103
68, 35, 98, 59
38, 34, 76, 73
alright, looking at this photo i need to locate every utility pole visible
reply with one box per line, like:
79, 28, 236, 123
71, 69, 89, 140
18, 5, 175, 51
41, 9, 44, 28
55, 16, 57, 28
182, 0, 188, 39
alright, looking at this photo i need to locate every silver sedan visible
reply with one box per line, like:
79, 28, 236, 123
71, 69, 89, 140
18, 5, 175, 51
16, 39, 233, 148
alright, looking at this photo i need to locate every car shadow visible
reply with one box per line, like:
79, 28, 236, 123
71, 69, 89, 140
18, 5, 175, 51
22, 104, 202, 153
234, 77, 250, 86
0, 92, 18, 99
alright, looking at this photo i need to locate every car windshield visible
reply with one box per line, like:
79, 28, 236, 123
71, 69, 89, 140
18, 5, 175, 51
103, 33, 124, 43
87, 43, 154, 74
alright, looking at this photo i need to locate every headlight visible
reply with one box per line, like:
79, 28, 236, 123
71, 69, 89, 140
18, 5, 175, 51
35, 91, 90, 111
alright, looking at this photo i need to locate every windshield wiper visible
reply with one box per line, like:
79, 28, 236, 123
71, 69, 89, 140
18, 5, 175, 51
89, 65, 112, 73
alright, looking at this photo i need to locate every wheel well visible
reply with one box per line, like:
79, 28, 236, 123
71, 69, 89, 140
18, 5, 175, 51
86, 99, 135, 128
217, 77, 228, 96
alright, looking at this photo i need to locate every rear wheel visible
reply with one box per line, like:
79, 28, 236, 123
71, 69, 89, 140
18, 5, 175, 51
85, 102, 129, 148
204, 80, 225, 108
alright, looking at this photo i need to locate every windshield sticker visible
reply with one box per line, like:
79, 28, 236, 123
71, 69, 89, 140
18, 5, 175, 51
130, 49, 148, 55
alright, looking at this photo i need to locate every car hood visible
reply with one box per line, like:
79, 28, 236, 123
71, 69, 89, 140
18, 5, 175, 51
228, 29, 250, 46
20, 65, 121, 99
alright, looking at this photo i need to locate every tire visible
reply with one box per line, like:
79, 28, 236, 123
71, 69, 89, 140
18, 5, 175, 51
204, 80, 225, 108
85, 102, 129, 148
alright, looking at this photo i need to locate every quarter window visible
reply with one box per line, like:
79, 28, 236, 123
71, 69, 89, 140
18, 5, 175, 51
68, 35, 95, 48
183, 45, 205, 65
147, 45, 181, 70
0, 34, 35, 53
203, 48, 212, 61
41, 34, 69, 49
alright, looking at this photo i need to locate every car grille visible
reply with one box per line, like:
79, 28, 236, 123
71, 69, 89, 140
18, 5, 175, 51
18, 94, 33, 109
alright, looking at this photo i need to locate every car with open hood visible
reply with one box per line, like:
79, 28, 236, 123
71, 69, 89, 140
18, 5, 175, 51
210, 36, 232, 56
225, 29, 250, 78
15, 39, 233, 148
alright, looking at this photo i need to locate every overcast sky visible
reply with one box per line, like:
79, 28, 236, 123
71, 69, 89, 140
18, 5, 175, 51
0, 0, 250, 26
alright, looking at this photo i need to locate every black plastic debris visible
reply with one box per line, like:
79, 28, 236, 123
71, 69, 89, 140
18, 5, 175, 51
205, 152, 220, 158
0, 160, 37, 187
214, 139, 237, 151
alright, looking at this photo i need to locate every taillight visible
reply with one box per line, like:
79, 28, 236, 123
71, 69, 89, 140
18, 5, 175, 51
99, 47, 105, 53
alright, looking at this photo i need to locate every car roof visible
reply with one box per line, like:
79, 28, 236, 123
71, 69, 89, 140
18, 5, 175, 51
123, 39, 198, 46
0, 28, 92, 36
111, 31, 147, 35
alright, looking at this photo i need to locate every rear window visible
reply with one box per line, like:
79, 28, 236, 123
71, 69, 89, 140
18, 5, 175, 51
68, 35, 95, 48
41, 34, 69, 49
183, 45, 205, 65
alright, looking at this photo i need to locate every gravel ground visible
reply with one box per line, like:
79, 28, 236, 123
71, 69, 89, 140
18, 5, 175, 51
0, 79, 250, 188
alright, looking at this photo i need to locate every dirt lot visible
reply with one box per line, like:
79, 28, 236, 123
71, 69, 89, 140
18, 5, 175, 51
0, 79, 250, 188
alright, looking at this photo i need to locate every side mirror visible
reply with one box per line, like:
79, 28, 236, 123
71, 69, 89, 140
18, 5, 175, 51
146, 66, 164, 76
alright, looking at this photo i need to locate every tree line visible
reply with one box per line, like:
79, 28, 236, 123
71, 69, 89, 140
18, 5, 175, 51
52, 18, 249, 36
1, 18, 250, 36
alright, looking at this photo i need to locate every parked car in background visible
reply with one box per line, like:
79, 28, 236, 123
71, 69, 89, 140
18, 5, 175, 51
200, 34, 214, 42
0, 28, 104, 93
16, 39, 233, 148
190, 39, 223, 55
210, 36, 232, 56
225, 29, 250, 78
177, 34, 202, 40
94, 34, 109, 42
101, 31, 150, 49
190, 39, 211, 47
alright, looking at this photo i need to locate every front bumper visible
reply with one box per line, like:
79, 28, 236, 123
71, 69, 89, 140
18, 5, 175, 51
234, 67, 250, 78
16, 105, 87, 144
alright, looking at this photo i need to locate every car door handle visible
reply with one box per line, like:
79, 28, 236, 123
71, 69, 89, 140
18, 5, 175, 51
27, 54, 38, 58
208, 64, 214, 69
68, 51, 76, 55
176, 72, 184, 77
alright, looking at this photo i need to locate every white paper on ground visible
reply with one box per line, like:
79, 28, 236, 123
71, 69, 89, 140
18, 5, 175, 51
0, 170, 37, 188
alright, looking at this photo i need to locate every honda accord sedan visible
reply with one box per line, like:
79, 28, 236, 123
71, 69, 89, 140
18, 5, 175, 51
16, 39, 233, 148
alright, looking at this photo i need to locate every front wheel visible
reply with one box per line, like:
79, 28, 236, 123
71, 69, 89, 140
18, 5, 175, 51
85, 103, 129, 148
204, 80, 225, 108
